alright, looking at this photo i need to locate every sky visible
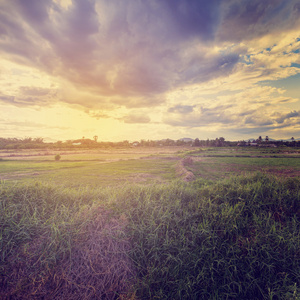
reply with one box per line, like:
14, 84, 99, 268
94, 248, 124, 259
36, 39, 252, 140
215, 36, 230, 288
0, 0, 299, 142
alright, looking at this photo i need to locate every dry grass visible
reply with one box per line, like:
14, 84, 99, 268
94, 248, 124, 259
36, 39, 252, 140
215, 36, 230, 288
0, 147, 190, 161
176, 157, 196, 182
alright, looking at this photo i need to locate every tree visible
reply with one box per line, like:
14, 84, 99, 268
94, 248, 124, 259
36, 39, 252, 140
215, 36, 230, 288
265, 136, 269, 142
93, 135, 98, 142
34, 137, 44, 143
193, 138, 200, 147
22, 137, 32, 143
219, 137, 225, 147
291, 137, 295, 147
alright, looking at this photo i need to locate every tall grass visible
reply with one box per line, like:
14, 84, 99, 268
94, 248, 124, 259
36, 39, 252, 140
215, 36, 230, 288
1, 173, 299, 299
113, 174, 299, 299
0, 182, 135, 299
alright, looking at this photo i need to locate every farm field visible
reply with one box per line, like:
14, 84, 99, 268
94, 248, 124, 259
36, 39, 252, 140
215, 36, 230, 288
185, 147, 300, 180
0, 147, 299, 299
0, 147, 187, 186
1, 146, 299, 185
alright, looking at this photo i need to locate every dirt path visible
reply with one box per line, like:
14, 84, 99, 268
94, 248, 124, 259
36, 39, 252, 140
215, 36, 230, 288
176, 157, 196, 182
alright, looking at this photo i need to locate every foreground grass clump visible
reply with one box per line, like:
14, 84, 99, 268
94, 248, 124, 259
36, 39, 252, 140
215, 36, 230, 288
118, 174, 299, 299
0, 173, 299, 299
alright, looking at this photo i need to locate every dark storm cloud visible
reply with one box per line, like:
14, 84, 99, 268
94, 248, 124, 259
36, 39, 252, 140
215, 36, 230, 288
161, 0, 221, 40
217, 0, 300, 42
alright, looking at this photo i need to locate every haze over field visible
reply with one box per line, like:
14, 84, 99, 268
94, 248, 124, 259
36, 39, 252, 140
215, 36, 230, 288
0, 0, 299, 142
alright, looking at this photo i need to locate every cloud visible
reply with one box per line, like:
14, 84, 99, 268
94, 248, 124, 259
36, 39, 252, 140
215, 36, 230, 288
160, 0, 221, 41
0, 119, 68, 130
0, 0, 299, 141
0, 0, 246, 109
19, 86, 54, 97
120, 114, 151, 124
87, 110, 111, 120
244, 116, 274, 126
0, 94, 15, 104
217, 0, 300, 43
275, 110, 300, 124
164, 104, 234, 127
163, 92, 300, 133
0, 87, 57, 107
168, 105, 195, 114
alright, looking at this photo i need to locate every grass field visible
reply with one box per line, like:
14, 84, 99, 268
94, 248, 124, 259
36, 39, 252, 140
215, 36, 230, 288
0, 147, 185, 187
1, 146, 299, 185
0, 147, 299, 299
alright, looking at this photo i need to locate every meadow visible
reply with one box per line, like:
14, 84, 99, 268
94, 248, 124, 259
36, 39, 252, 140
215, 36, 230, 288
0, 146, 299, 299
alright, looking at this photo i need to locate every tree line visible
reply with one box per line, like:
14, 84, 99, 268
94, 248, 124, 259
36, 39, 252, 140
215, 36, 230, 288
0, 136, 299, 150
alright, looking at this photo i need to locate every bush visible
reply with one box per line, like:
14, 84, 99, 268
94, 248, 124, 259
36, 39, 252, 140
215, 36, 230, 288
54, 154, 61, 161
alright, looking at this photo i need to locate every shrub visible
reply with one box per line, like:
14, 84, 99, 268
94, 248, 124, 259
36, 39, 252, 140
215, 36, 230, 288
54, 154, 61, 161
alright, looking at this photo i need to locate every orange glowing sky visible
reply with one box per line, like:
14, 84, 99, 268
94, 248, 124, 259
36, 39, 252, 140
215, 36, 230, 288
0, 0, 300, 142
